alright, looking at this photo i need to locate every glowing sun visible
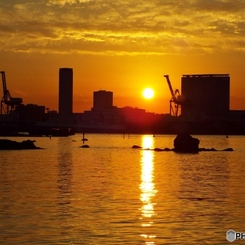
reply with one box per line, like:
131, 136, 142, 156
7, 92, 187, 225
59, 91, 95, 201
142, 88, 154, 99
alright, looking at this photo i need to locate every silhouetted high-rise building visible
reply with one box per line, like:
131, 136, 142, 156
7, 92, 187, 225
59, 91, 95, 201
93, 90, 113, 110
181, 74, 230, 120
59, 68, 73, 117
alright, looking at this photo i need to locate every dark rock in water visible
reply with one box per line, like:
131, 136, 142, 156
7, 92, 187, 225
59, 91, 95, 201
174, 133, 200, 153
81, 144, 90, 148
132, 145, 142, 149
154, 147, 173, 151
199, 148, 206, 151
198, 147, 233, 152
199, 147, 217, 151
20, 140, 38, 149
164, 147, 173, 151
154, 147, 164, 151
223, 148, 233, 151
0, 139, 41, 150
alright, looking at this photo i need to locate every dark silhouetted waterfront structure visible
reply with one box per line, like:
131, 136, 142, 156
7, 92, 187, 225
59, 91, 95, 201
181, 74, 230, 121
59, 68, 73, 117
93, 90, 113, 110
18, 104, 45, 122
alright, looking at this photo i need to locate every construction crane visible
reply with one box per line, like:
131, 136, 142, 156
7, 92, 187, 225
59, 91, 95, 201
1, 71, 23, 114
164, 75, 183, 117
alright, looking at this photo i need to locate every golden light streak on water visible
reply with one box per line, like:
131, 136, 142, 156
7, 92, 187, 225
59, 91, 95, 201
140, 135, 157, 244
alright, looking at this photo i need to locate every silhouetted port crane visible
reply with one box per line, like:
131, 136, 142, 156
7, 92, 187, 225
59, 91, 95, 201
164, 75, 182, 117
1, 71, 23, 114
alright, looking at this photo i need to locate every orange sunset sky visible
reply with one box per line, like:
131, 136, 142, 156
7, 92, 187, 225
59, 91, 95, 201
1, 0, 245, 114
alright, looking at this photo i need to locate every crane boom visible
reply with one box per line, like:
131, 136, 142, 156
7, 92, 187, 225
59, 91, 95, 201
164, 74, 182, 117
164, 75, 181, 103
0, 71, 12, 101
1, 71, 23, 114
164, 75, 175, 99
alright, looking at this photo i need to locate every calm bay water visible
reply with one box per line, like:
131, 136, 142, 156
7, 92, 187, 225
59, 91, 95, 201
0, 134, 245, 244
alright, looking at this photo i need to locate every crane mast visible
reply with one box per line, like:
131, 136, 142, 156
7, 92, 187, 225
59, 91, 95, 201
1, 71, 23, 114
164, 75, 182, 117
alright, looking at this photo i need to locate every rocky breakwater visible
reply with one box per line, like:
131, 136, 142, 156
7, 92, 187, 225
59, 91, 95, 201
173, 133, 233, 153
0, 139, 42, 150
132, 133, 233, 152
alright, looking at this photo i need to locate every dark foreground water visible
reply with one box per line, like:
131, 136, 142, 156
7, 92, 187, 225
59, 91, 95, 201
0, 134, 245, 244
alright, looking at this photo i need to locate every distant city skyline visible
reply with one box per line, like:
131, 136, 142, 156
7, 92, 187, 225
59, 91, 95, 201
2, 68, 244, 115
1, 1, 245, 114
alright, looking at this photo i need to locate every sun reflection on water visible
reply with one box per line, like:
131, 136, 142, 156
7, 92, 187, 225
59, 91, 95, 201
140, 135, 157, 244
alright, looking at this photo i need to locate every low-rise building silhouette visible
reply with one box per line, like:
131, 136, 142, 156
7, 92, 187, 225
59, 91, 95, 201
93, 90, 113, 110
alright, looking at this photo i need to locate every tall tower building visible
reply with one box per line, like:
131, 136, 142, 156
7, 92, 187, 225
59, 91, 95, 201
93, 90, 113, 110
59, 68, 73, 117
181, 74, 230, 120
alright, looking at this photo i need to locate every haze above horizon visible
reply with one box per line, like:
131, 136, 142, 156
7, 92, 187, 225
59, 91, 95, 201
1, 0, 245, 114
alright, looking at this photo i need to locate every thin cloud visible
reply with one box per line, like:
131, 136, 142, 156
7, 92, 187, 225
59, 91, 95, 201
13, 90, 27, 96
0, 0, 245, 55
